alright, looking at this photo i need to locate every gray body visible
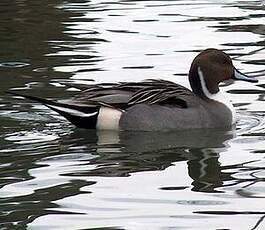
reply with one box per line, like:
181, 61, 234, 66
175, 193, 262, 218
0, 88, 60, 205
120, 99, 233, 131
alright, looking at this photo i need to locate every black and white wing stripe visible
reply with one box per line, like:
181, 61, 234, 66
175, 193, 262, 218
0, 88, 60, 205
8, 92, 100, 129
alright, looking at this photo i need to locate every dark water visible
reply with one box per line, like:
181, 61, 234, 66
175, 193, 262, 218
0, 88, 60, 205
1, 0, 265, 229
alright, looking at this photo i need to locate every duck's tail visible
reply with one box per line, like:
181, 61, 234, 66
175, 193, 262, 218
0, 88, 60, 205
7, 91, 100, 129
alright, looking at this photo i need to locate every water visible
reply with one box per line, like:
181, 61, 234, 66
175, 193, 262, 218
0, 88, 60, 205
0, 0, 265, 229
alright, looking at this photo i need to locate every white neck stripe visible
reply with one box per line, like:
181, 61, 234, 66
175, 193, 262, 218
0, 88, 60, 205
198, 67, 236, 124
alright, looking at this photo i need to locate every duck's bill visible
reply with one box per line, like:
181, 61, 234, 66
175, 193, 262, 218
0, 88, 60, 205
233, 68, 258, 83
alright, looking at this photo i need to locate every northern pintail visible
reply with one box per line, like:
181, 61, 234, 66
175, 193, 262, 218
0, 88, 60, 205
9, 49, 258, 131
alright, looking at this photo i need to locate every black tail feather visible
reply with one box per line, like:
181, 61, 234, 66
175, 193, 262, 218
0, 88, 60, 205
7, 91, 93, 112
7, 91, 99, 129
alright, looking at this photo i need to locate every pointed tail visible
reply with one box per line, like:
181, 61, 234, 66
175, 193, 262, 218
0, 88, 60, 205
7, 91, 99, 129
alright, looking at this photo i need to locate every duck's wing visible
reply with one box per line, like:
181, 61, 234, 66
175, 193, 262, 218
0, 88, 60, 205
71, 85, 133, 109
127, 79, 193, 108
8, 80, 194, 129
72, 79, 194, 109
10, 79, 193, 110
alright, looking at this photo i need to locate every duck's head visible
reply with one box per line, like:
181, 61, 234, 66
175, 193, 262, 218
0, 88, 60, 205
188, 48, 258, 99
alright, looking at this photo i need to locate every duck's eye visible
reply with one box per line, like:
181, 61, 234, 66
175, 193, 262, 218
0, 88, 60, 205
220, 54, 232, 65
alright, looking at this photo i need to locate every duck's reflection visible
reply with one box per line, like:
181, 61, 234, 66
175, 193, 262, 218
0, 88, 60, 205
187, 148, 223, 192
71, 128, 234, 192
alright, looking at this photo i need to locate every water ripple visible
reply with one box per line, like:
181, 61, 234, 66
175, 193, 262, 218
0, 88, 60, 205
237, 112, 265, 136
0, 62, 30, 68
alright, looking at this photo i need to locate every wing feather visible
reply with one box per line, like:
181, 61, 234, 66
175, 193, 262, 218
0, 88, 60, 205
71, 79, 194, 109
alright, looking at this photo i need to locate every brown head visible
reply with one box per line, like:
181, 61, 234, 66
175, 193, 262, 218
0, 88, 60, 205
188, 48, 258, 99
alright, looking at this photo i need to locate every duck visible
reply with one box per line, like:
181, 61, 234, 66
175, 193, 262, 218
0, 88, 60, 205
9, 48, 258, 131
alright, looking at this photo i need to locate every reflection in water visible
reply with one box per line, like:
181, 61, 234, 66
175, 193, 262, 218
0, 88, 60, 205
188, 149, 223, 192
1, 129, 260, 229
67, 130, 232, 182
0, 129, 234, 228
1, 0, 265, 229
